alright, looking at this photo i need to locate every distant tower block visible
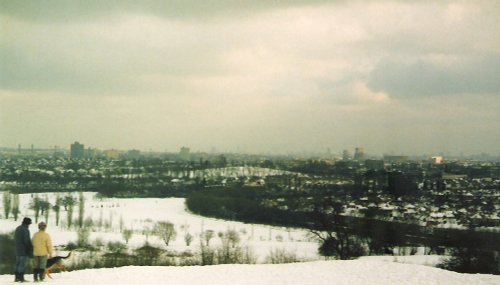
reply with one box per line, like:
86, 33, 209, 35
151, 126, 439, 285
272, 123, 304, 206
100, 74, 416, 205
179, 146, 190, 160
342, 150, 351, 160
70, 141, 85, 159
354, 147, 365, 161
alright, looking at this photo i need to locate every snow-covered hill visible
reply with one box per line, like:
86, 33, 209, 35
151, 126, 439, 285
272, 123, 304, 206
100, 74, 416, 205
1, 193, 499, 284
1, 260, 499, 285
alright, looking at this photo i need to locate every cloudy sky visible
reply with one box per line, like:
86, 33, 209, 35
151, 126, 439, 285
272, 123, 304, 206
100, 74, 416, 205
1, 1, 499, 156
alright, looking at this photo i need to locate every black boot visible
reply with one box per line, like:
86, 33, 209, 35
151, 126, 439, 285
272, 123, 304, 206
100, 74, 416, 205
18, 272, 26, 282
38, 269, 45, 282
14, 272, 20, 282
34, 269, 39, 282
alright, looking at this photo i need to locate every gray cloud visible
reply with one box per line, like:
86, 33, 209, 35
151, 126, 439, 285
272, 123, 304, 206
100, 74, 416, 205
0, 45, 122, 94
1, 1, 499, 155
0, 0, 334, 22
0, 16, 232, 96
367, 55, 500, 98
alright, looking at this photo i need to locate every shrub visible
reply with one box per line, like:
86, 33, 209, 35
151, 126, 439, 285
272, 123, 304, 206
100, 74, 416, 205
200, 243, 216, 265
103, 241, 131, 268
0, 232, 15, 274
438, 247, 499, 275
266, 248, 299, 264
77, 228, 91, 248
107, 241, 127, 254
122, 229, 133, 244
65, 242, 78, 251
318, 236, 366, 260
184, 232, 193, 246
135, 243, 162, 266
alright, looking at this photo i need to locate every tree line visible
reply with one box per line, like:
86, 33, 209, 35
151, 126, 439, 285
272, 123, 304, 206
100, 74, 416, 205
185, 185, 500, 274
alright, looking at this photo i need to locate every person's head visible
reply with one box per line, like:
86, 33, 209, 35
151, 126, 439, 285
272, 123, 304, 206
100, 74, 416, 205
22, 217, 32, 226
38, 222, 47, 230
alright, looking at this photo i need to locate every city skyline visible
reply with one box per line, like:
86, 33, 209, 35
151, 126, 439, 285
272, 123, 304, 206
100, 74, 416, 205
1, 1, 499, 155
3, 141, 499, 160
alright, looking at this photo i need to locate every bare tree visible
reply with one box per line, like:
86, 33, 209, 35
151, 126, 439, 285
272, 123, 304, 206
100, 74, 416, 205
217, 229, 246, 264
119, 216, 124, 232
78, 192, 85, 228
154, 221, 177, 246
31, 195, 41, 223
40, 196, 51, 224
308, 196, 364, 260
220, 229, 240, 248
202, 230, 215, 246
77, 228, 91, 247
11, 193, 20, 221
184, 232, 193, 246
3, 191, 12, 219
62, 195, 76, 211
122, 228, 133, 244
64, 194, 76, 229
53, 195, 62, 226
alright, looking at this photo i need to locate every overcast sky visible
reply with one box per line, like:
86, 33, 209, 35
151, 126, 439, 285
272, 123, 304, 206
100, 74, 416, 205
1, 1, 499, 156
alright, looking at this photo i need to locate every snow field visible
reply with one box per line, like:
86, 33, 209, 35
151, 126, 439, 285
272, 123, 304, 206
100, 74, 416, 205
1, 192, 499, 285
0, 192, 320, 263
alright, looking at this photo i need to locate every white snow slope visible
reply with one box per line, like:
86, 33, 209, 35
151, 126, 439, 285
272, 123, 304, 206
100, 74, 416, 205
1, 260, 499, 285
1, 193, 499, 285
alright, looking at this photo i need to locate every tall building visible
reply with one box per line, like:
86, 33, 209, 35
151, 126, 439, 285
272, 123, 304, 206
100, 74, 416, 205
342, 150, 351, 161
354, 147, 365, 161
70, 142, 85, 159
179, 146, 190, 160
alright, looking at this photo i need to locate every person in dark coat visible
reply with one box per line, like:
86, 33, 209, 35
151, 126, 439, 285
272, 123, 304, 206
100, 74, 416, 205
14, 217, 33, 282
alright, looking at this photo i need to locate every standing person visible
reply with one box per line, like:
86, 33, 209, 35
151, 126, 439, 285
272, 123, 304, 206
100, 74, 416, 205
14, 217, 33, 282
32, 221, 53, 282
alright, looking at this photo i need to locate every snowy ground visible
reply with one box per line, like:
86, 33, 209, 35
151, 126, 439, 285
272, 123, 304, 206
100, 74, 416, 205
1, 192, 499, 285
1, 260, 499, 285
0, 192, 320, 263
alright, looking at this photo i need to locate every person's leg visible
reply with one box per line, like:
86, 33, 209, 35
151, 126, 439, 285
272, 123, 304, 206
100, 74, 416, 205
14, 256, 21, 281
33, 256, 41, 281
38, 256, 48, 281
15, 256, 29, 282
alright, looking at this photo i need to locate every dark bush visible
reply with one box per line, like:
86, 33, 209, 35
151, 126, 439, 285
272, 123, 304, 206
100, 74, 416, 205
135, 244, 162, 265
318, 236, 366, 259
0, 232, 16, 275
438, 247, 499, 275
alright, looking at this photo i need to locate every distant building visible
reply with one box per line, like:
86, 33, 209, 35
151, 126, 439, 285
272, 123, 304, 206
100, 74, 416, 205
383, 155, 409, 163
387, 171, 420, 197
53, 146, 66, 158
430, 156, 444, 164
365, 159, 385, 170
104, 149, 120, 159
354, 147, 365, 161
124, 149, 141, 159
85, 148, 99, 159
70, 142, 85, 159
342, 150, 351, 161
179, 147, 190, 160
